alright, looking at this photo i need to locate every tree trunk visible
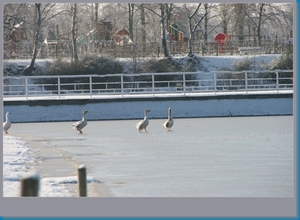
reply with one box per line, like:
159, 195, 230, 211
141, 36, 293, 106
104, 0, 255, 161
187, 4, 203, 57
141, 4, 146, 56
72, 3, 78, 62
257, 3, 265, 46
204, 4, 209, 42
165, 4, 173, 35
160, 4, 171, 58
188, 16, 193, 56
94, 3, 98, 26
21, 3, 42, 76
128, 3, 134, 41
234, 4, 246, 46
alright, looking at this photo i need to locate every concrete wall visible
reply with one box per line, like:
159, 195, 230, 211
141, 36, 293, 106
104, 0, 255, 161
3, 94, 293, 123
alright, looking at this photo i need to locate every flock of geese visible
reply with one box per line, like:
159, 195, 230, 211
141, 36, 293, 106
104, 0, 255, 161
3, 108, 174, 135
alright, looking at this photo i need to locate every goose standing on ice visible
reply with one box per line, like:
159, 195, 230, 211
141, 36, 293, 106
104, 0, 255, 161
136, 109, 151, 133
72, 110, 88, 134
163, 108, 174, 131
3, 112, 11, 134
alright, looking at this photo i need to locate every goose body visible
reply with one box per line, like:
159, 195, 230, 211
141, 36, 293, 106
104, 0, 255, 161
163, 108, 174, 131
72, 110, 88, 134
136, 109, 150, 133
3, 112, 11, 134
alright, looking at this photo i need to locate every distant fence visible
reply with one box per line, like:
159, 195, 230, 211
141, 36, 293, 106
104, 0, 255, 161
3, 70, 293, 100
4, 39, 292, 60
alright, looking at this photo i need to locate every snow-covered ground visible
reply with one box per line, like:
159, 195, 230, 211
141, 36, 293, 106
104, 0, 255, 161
3, 135, 75, 197
3, 134, 101, 197
2, 54, 294, 197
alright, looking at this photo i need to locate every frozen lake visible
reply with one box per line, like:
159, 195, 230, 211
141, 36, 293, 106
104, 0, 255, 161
10, 115, 294, 197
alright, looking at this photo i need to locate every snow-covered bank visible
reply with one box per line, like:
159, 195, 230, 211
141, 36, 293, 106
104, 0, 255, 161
3, 135, 100, 197
3, 135, 73, 197
3, 135, 34, 196
3, 54, 281, 74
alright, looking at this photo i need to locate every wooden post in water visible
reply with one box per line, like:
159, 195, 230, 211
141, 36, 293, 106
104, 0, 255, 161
78, 164, 87, 197
20, 173, 40, 197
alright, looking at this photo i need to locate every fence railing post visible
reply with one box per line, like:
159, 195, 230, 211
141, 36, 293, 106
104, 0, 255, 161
152, 74, 155, 96
121, 75, 124, 97
25, 77, 28, 100
214, 72, 217, 94
245, 72, 248, 94
58, 77, 61, 99
78, 164, 87, 197
276, 71, 279, 93
20, 173, 40, 197
183, 73, 186, 96
89, 76, 92, 98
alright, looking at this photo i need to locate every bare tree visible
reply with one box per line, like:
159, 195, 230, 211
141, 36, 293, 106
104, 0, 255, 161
191, 3, 219, 43
128, 3, 135, 41
3, 4, 29, 40
164, 3, 174, 35
4, 3, 293, 61
19, 3, 65, 75
71, 3, 78, 62
184, 4, 207, 56
160, 4, 172, 58
219, 3, 232, 35
203, 3, 209, 42
140, 4, 146, 55
244, 3, 293, 46
233, 4, 247, 46
94, 3, 99, 26
143, 4, 172, 58
21, 3, 42, 75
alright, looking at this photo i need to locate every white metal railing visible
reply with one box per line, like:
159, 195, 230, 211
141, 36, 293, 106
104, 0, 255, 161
3, 70, 293, 100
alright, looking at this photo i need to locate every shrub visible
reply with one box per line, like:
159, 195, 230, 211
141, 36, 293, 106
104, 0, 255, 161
139, 58, 181, 73
45, 55, 124, 76
269, 46, 293, 70
232, 57, 253, 71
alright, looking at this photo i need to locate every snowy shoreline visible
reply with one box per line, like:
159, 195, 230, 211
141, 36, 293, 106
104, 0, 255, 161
3, 134, 102, 197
